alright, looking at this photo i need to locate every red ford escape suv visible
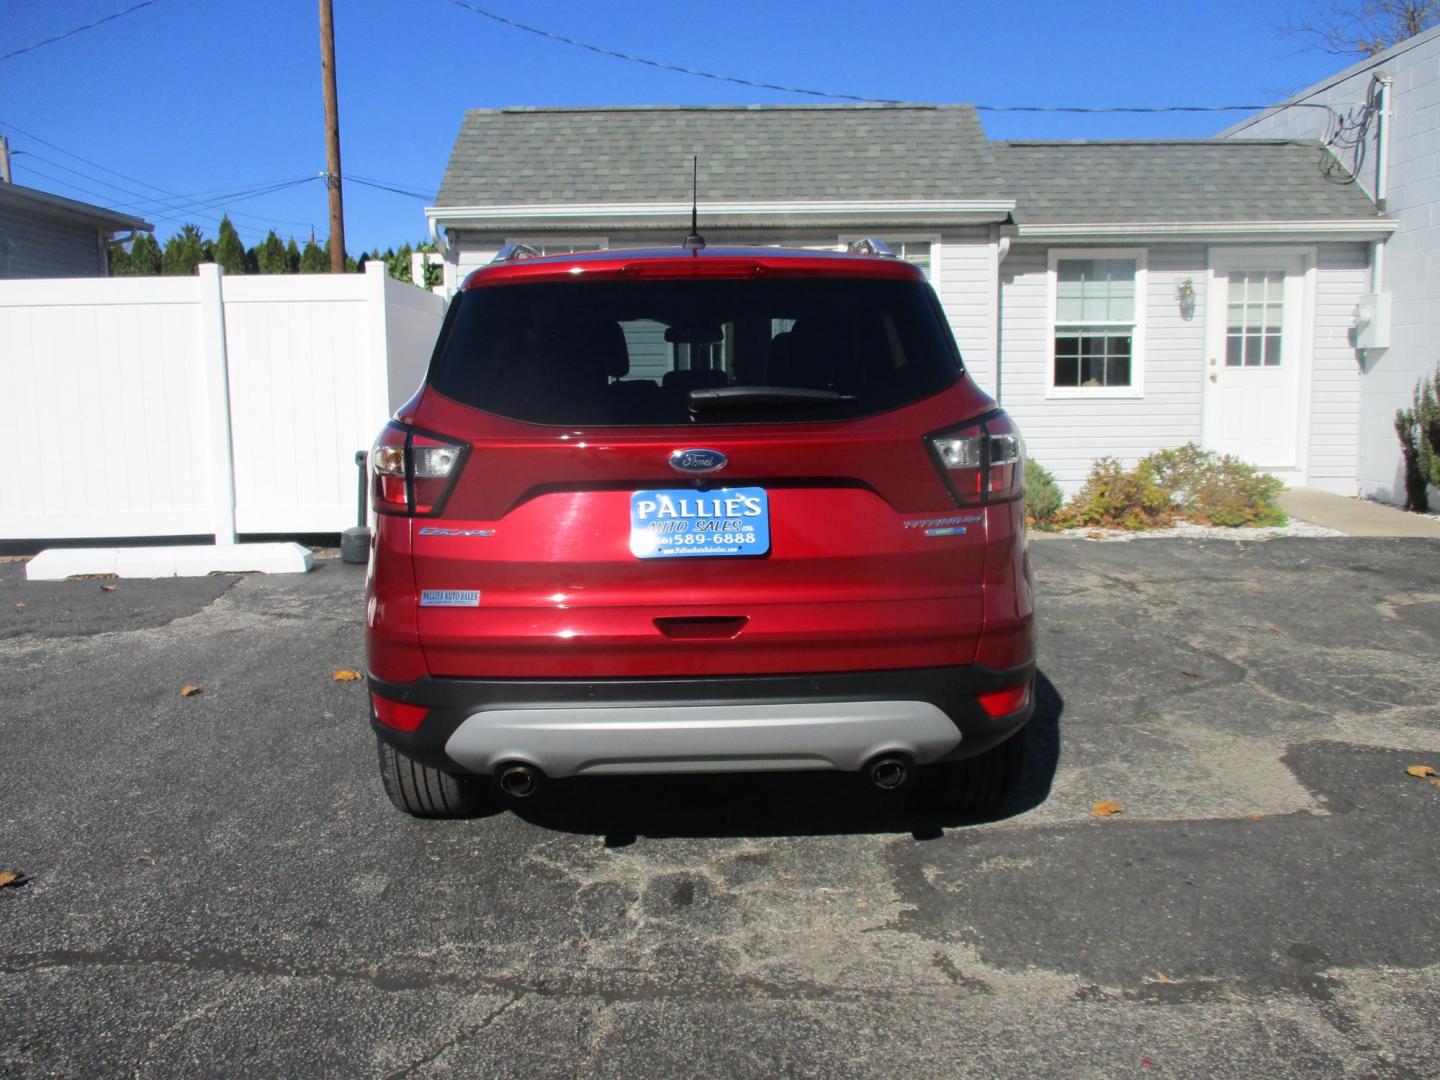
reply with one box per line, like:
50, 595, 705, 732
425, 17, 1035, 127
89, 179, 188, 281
365, 241, 1034, 817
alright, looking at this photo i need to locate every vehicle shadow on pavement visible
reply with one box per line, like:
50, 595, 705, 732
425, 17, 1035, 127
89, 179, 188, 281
504, 671, 1063, 844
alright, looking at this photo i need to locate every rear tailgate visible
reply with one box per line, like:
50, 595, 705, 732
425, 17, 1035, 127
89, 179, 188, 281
409, 389, 988, 678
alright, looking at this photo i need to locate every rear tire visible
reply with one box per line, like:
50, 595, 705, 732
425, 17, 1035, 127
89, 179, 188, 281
922, 724, 1028, 811
376, 737, 488, 818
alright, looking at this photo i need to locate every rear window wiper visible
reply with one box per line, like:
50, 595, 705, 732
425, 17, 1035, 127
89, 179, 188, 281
688, 386, 858, 411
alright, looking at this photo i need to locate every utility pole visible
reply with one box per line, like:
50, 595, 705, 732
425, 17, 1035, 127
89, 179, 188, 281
0, 136, 11, 184
318, 0, 346, 273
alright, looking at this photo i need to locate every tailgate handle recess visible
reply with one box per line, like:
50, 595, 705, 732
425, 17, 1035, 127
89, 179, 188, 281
653, 616, 749, 640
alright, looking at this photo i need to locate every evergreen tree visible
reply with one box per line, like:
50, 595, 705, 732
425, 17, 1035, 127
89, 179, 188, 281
214, 216, 247, 275
129, 232, 163, 275
108, 243, 131, 276
385, 244, 411, 282
285, 237, 301, 273
161, 225, 207, 276
299, 237, 327, 273
255, 231, 289, 274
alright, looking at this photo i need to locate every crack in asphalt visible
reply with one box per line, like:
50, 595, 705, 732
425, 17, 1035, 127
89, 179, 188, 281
0, 945, 982, 1007
383, 994, 523, 1079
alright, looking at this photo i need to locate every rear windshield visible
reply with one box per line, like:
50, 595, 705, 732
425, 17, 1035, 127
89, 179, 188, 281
427, 277, 962, 425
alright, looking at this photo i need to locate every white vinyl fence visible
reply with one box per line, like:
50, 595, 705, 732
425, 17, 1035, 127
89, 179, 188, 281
0, 262, 445, 540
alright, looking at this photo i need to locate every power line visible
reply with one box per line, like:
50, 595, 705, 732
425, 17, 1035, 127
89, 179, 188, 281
123, 177, 321, 221
446, 2, 1351, 125
0, 116, 180, 197
16, 150, 320, 227
20, 150, 320, 222
347, 175, 434, 200
0, 119, 322, 228
1, 0, 161, 64
12, 165, 270, 243
447, 0, 901, 103
11, 160, 296, 244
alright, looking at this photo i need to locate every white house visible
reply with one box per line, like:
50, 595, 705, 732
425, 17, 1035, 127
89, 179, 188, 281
426, 104, 1394, 494
0, 182, 152, 279
1220, 25, 1440, 505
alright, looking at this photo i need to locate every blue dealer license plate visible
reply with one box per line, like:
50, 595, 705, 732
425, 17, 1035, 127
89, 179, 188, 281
630, 487, 770, 559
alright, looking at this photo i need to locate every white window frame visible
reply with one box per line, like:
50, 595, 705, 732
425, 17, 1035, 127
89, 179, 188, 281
503, 236, 608, 256
1046, 247, 1147, 399
838, 232, 942, 291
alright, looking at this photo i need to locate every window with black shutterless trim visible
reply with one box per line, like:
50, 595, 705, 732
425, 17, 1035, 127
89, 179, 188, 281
1053, 257, 1138, 390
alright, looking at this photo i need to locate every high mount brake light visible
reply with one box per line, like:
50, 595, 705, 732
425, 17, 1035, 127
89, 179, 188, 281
928, 411, 1026, 507
371, 422, 466, 516
618, 259, 767, 279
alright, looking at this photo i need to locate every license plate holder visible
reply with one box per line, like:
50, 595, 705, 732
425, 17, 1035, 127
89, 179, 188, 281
630, 487, 770, 559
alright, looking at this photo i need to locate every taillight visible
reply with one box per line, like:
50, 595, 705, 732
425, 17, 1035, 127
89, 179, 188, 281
928, 411, 1026, 507
371, 691, 429, 732
977, 680, 1032, 719
370, 421, 467, 516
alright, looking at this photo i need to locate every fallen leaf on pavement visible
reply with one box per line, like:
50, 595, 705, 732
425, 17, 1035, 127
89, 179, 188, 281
1406, 765, 1437, 778
1180, 671, 1198, 678
332, 670, 362, 682
1251, 813, 1263, 822
180, 685, 202, 697
100, 584, 118, 592
1091, 799, 1124, 817
0, 871, 24, 888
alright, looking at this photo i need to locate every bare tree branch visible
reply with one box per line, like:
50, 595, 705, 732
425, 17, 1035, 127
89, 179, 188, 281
1280, 0, 1440, 56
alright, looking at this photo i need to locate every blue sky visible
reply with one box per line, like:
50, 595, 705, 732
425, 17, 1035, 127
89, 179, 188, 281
0, 0, 1372, 254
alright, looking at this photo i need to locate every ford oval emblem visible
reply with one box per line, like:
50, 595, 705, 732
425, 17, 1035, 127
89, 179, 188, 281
669, 448, 728, 475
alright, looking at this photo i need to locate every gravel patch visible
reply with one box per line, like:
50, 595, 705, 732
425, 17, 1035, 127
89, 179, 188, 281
1039, 518, 1342, 542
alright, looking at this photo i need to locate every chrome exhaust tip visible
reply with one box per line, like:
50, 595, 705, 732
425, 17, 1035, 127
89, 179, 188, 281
865, 753, 912, 791
496, 762, 543, 799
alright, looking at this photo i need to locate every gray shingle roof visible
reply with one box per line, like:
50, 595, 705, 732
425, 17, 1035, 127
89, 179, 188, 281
436, 104, 1006, 205
998, 140, 1382, 224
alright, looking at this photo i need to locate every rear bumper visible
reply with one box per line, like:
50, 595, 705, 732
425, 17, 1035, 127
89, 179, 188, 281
368, 663, 1034, 779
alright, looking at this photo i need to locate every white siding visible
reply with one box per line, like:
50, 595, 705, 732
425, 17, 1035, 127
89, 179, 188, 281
0, 204, 105, 278
1309, 243, 1367, 493
1000, 244, 1207, 491
936, 228, 998, 394
1222, 26, 1440, 502
999, 243, 1367, 493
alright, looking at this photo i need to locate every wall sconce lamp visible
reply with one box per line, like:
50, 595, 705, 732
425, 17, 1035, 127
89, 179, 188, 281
1176, 278, 1196, 321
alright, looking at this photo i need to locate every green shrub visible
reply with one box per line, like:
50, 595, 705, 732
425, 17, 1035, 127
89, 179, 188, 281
1054, 444, 1287, 530
1396, 366, 1440, 513
1023, 460, 1064, 530
1054, 455, 1174, 530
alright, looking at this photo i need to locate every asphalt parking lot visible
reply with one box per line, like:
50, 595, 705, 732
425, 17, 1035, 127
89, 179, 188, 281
2, 537, 1439, 1078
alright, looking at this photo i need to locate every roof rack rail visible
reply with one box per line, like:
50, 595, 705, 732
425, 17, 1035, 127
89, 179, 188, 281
845, 238, 895, 257
492, 242, 543, 263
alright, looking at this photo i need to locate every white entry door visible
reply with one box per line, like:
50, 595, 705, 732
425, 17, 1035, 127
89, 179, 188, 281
1204, 253, 1306, 469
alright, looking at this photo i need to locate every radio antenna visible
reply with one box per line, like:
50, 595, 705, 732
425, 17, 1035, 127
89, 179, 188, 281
682, 155, 705, 252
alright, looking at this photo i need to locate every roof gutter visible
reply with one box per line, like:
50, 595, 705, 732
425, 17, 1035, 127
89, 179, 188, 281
426, 198, 1017, 233
1014, 219, 1398, 242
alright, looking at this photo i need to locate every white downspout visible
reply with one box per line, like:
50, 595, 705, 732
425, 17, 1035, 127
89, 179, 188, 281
1372, 73, 1393, 298
994, 224, 1014, 404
